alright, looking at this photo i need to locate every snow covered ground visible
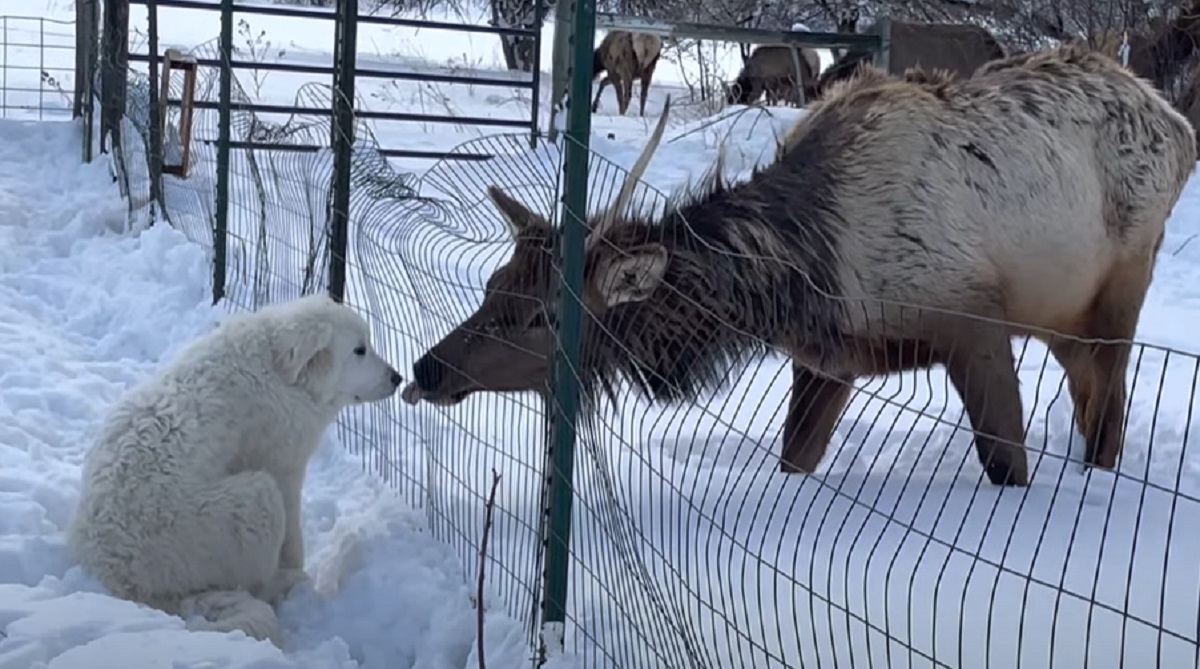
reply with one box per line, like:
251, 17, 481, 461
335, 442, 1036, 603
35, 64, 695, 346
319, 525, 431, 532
0, 113, 574, 668
1, 1, 1200, 668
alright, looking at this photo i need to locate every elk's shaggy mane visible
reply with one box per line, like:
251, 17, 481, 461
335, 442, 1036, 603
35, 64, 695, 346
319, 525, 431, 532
578, 134, 849, 407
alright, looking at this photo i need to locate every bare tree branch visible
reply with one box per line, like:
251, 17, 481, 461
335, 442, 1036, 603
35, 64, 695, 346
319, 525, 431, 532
476, 468, 502, 669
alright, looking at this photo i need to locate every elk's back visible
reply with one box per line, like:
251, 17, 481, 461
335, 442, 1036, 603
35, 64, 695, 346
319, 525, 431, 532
781, 52, 1194, 336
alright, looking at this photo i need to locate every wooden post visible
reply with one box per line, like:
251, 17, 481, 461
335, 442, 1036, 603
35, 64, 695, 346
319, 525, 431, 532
159, 48, 197, 178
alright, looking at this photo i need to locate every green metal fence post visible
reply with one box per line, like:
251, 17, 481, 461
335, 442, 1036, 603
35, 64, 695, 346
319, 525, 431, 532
77, 0, 99, 162
213, 0, 232, 305
528, 0, 544, 148
546, 0, 573, 145
328, 0, 358, 303
98, 0, 128, 157
876, 16, 892, 73
145, 0, 163, 226
538, 0, 595, 659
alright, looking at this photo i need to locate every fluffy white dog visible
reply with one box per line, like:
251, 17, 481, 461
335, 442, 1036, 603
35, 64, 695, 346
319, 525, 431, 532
67, 293, 403, 646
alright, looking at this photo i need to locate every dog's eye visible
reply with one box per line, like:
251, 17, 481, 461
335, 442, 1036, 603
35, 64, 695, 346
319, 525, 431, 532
353, 346, 366, 356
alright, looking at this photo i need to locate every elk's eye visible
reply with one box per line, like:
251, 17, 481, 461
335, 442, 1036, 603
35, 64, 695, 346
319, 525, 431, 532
353, 346, 367, 356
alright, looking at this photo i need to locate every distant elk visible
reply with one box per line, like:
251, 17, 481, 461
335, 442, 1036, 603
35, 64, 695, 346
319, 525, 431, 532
403, 45, 1194, 487
727, 44, 821, 107
1073, 0, 1200, 94
1175, 61, 1200, 147
591, 30, 663, 116
815, 20, 1006, 95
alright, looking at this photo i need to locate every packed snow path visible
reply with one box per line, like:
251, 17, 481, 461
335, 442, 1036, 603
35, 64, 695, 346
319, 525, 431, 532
0, 119, 554, 668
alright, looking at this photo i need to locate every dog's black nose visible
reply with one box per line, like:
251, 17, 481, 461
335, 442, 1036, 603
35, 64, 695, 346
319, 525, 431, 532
390, 370, 403, 386
412, 355, 443, 391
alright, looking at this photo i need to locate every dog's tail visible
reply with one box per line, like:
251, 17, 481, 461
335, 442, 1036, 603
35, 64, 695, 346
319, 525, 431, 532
180, 590, 282, 647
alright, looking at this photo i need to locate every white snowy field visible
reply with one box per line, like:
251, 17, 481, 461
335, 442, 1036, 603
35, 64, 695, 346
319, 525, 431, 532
2, 1, 1200, 668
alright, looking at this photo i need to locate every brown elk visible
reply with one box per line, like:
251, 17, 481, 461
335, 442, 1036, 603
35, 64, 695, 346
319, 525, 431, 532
727, 45, 821, 107
403, 45, 1195, 487
591, 31, 663, 117
815, 20, 1006, 95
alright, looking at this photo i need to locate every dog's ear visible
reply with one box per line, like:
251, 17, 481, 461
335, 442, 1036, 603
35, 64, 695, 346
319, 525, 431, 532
275, 321, 334, 384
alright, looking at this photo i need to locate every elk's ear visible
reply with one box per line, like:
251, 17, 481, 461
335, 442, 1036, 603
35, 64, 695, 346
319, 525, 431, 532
487, 186, 545, 238
591, 244, 669, 307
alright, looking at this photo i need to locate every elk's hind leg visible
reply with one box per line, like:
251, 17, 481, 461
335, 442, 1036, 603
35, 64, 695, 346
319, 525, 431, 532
780, 363, 853, 473
940, 324, 1030, 486
617, 73, 634, 115
1071, 257, 1155, 469
1045, 337, 1096, 453
638, 54, 660, 117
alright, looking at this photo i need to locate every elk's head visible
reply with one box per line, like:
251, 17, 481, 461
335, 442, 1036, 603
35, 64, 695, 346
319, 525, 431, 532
402, 98, 674, 407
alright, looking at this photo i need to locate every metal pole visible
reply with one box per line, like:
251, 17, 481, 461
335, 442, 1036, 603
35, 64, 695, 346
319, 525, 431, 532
546, 0, 573, 144
528, 0, 544, 148
213, 0, 233, 304
146, 0, 163, 223
74, 0, 85, 118
81, 0, 99, 162
876, 16, 892, 74
328, 0, 358, 303
538, 0, 594, 657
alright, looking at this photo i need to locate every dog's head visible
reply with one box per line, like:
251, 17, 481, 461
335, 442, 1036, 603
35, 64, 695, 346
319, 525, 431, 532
270, 294, 402, 408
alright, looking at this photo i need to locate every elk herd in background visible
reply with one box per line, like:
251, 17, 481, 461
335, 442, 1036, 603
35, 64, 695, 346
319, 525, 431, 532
592, 4, 1200, 139
592, 20, 1012, 113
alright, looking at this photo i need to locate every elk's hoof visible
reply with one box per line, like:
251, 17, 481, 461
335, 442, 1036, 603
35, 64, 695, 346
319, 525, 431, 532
778, 459, 815, 475
984, 461, 1029, 487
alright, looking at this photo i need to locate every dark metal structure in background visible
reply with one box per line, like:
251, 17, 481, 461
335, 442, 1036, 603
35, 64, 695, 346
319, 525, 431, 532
112, 0, 542, 304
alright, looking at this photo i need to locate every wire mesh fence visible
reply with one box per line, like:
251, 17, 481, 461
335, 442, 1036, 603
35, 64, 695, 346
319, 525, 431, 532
0, 15, 78, 121
20, 6, 1199, 668
103, 29, 564, 658
402, 128, 1200, 668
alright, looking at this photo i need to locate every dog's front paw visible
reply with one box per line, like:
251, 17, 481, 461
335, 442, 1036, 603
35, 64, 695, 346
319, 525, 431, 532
261, 568, 309, 605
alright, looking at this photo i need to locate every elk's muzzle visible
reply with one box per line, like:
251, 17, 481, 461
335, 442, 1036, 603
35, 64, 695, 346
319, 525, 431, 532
412, 353, 443, 392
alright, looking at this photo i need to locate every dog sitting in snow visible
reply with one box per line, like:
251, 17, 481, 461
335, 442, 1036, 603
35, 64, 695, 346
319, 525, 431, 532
67, 293, 403, 646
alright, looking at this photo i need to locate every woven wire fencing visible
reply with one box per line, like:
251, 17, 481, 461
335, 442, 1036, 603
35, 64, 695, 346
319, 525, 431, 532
97, 36, 1200, 669
0, 15, 78, 120
104, 39, 554, 654
402, 126, 1200, 668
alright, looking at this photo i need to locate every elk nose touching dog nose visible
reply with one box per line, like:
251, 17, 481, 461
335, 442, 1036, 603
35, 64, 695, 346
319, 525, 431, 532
390, 369, 403, 386
412, 355, 443, 391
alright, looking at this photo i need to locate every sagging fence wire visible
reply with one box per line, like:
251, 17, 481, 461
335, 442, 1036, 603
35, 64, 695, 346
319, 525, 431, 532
95, 35, 1200, 669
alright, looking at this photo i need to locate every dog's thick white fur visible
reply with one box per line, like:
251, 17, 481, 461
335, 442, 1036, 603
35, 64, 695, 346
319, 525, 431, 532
67, 293, 402, 646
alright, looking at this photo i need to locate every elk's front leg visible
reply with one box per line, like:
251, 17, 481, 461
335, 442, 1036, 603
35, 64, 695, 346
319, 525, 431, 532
591, 75, 609, 112
780, 362, 853, 473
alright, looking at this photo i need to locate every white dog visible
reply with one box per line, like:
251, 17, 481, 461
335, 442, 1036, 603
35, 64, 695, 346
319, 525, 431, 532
67, 293, 403, 646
